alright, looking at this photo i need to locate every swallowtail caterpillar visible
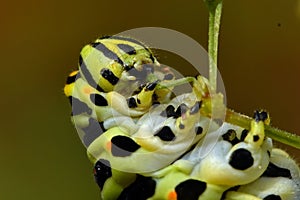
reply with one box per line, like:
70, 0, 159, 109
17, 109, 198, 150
64, 36, 300, 199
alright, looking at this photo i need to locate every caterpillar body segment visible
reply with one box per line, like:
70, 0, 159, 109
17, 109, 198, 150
87, 94, 212, 173
94, 114, 299, 200
227, 148, 300, 200
188, 120, 272, 186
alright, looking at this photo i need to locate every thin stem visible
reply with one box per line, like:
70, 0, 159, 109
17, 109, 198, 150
203, 1, 300, 149
206, 0, 223, 91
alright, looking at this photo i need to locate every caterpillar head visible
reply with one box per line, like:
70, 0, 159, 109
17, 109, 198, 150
78, 36, 173, 92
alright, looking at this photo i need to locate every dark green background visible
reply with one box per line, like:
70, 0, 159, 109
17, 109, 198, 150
1, 0, 300, 199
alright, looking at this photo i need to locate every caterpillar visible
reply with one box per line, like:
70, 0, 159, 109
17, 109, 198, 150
65, 36, 300, 199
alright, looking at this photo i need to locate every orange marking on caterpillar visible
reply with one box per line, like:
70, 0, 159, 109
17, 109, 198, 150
106, 141, 112, 151
84, 87, 93, 94
168, 190, 177, 200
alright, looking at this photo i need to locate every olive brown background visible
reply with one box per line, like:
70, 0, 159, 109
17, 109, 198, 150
1, 0, 300, 199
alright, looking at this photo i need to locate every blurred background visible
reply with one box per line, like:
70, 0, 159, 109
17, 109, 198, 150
1, 0, 300, 199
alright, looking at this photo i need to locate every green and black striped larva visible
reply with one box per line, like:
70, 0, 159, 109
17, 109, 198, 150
65, 36, 300, 200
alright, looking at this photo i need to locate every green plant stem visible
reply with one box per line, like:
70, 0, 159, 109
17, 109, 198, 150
206, 0, 223, 91
226, 109, 300, 149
